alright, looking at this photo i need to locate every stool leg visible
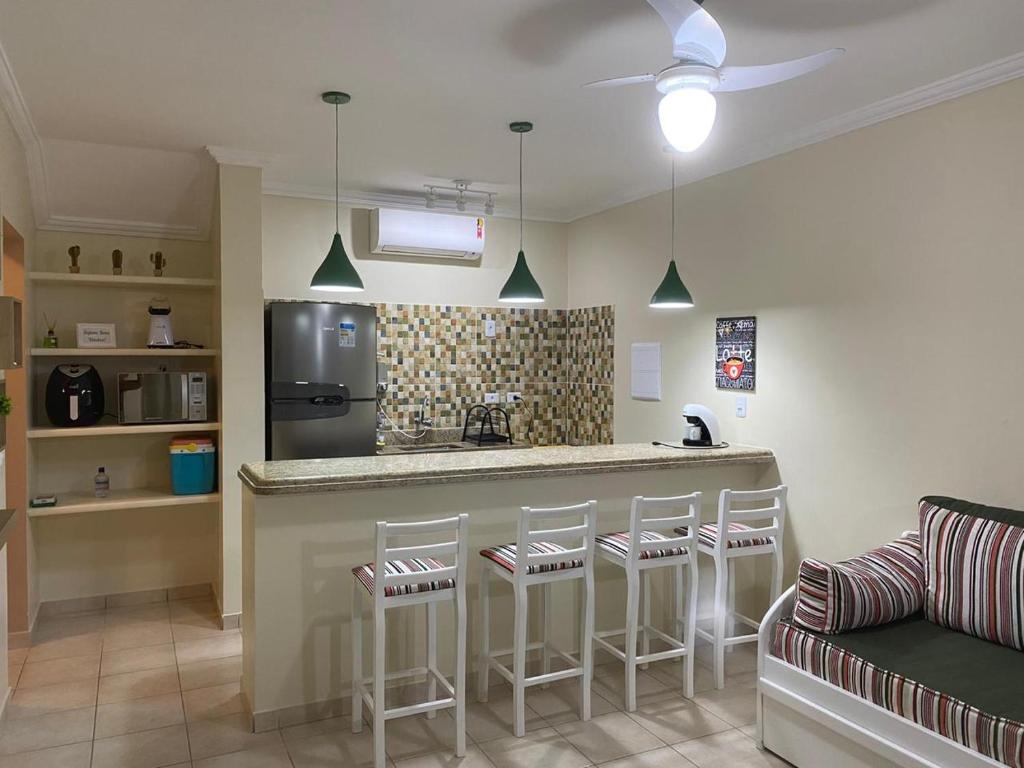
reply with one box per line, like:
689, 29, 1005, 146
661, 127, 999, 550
674, 565, 686, 660
542, 582, 552, 682
685, 560, 699, 699
455, 589, 467, 757
351, 580, 363, 734
477, 566, 490, 702
373, 605, 386, 768
726, 560, 736, 655
426, 602, 437, 719
624, 567, 640, 712
640, 570, 651, 670
513, 581, 529, 737
712, 553, 728, 691
581, 567, 595, 722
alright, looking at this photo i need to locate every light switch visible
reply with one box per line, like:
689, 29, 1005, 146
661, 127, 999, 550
484, 318, 496, 338
735, 395, 748, 418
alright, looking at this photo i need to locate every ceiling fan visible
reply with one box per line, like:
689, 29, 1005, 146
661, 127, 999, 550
585, 0, 844, 152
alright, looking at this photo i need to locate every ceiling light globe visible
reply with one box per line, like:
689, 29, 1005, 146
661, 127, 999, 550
658, 88, 717, 153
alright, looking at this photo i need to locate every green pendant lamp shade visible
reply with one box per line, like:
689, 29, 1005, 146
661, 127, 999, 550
499, 121, 544, 304
311, 91, 364, 293
650, 155, 694, 309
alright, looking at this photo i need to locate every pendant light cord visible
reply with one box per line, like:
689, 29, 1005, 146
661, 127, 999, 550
519, 132, 524, 251
335, 102, 340, 234
670, 156, 676, 263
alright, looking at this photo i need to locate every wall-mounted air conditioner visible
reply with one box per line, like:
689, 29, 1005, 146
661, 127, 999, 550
369, 208, 485, 261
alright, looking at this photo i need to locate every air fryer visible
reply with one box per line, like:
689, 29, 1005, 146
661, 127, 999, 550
45, 364, 105, 427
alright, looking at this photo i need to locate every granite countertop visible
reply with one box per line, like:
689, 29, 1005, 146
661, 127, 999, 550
239, 443, 775, 495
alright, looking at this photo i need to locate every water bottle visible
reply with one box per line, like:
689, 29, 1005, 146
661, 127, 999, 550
94, 467, 110, 498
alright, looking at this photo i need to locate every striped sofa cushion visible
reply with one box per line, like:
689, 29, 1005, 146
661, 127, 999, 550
792, 533, 924, 634
921, 499, 1024, 651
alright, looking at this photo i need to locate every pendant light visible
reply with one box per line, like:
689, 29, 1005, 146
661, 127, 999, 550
499, 121, 544, 304
649, 156, 694, 309
311, 91, 364, 292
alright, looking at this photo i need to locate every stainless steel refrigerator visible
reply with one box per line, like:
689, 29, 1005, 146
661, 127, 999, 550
265, 301, 378, 459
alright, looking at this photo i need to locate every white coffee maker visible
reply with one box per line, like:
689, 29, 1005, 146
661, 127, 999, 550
682, 403, 724, 448
147, 297, 174, 348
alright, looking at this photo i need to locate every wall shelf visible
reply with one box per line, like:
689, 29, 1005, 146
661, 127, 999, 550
31, 347, 218, 357
29, 272, 217, 290
28, 422, 221, 440
28, 489, 221, 518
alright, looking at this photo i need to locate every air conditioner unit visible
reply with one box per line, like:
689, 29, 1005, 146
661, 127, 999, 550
369, 208, 485, 261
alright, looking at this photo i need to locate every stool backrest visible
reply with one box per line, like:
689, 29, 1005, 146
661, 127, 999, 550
516, 501, 597, 579
628, 492, 701, 560
374, 514, 469, 599
716, 485, 787, 550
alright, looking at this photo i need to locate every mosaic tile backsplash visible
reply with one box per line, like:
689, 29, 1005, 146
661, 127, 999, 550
376, 303, 614, 446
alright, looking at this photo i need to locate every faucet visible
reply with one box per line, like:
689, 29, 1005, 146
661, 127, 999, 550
416, 396, 433, 428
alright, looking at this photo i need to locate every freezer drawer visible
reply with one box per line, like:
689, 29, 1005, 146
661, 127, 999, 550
268, 399, 377, 460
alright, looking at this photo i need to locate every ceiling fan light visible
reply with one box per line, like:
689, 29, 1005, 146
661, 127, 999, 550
658, 88, 717, 153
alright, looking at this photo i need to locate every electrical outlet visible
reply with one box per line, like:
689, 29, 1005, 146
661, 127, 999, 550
507, 391, 522, 403
484, 392, 499, 404
735, 395, 748, 418
484, 318, 496, 338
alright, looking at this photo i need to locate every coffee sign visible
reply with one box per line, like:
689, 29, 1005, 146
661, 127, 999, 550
716, 316, 756, 391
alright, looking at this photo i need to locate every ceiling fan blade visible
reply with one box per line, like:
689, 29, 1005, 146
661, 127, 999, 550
716, 48, 845, 93
646, 0, 726, 67
582, 73, 657, 89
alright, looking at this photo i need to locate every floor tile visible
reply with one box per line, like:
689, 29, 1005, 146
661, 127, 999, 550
464, 685, 546, 742
600, 745, 697, 768
476, 727, 590, 768
98, 665, 182, 704
101, 643, 176, 677
672, 729, 789, 767
280, 715, 349, 745
33, 614, 105, 642
553, 711, 664, 764
107, 589, 168, 609
695, 644, 758, 678
0, 740, 93, 767
91, 724, 190, 768
103, 621, 174, 651
178, 656, 242, 692
591, 668, 676, 710
7, 662, 22, 689
105, 604, 171, 627
171, 612, 225, 643
18, 655, 101, 689
192, 740, 292, 768
95, 691, 185, 738
524, 678, 618, 724
384, 712, 461, 762
0, 706, 95, 755
8, 647, 29, 665
286, 728, 393, 768
625, 696, 733, 745
690, 673, 757, 728
6, 677, 98, 720
183, 681, 245, 722
25, 632, 103, 664
645, 659, 716, 695
174, 633, 242, 666
170, 597, 219, 620
186, 712, 284, 760
394, 744, 494, 768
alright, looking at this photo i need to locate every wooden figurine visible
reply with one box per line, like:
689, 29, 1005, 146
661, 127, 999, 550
112, 249, 123, 275
150, 251, 166, 277
67, 245, 81, 274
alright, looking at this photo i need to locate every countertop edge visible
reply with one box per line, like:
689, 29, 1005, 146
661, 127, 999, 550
239, 446, 775, 496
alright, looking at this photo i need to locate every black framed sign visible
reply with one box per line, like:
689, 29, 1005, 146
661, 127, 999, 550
716, 316, 756, 391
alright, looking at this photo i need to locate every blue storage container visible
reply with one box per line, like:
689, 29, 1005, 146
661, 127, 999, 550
170, 437, 217, 495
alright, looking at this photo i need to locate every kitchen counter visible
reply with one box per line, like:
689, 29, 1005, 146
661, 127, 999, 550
240, 442, 774, 495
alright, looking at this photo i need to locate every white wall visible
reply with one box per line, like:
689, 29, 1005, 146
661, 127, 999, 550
568, 77, 1024, 573
262, 195, 568, 308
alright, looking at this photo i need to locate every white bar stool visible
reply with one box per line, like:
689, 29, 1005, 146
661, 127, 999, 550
351, 514, 469, 768
688, 485, 787, 689
593, 492, 700, 711
477, 501, 597, 737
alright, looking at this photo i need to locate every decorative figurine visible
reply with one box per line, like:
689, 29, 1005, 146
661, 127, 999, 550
67, 245, 81, 274
150, 251, 166, 277
42, 313, 58, 348
111, 249, 123, 275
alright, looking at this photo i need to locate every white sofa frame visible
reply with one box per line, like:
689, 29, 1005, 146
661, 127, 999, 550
756, 586, 1005, 768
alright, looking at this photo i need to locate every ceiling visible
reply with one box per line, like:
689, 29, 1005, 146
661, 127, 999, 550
2, 0, 1024, 232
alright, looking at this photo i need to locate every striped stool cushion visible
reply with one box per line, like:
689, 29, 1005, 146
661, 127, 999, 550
353, 558, 455, 597
675, 522, 774, 549
480, 542, 583, 575
792, 532, 924, 634
596, 531, 686, 560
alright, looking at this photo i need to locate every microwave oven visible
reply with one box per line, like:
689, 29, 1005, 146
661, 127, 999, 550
117, 372, 208, 424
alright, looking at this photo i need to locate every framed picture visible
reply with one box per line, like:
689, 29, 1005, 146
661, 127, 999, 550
716, 316, 756, 391
76, 323, 117, 348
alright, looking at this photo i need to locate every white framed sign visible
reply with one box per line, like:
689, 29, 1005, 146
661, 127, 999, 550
76, 323, 117, 348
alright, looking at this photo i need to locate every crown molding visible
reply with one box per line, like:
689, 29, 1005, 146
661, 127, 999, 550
206, 145, 278, 168
569, 51, 1024, 223
0, 40, 49, 227
38, 214, 207, 241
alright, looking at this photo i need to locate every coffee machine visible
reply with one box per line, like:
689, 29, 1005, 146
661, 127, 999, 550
682, 403, 724, 448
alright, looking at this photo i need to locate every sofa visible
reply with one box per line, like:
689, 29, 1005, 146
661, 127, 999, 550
756, 496, 1024, 768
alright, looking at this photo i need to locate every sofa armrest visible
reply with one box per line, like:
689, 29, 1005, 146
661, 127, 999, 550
757, 584, 796, 746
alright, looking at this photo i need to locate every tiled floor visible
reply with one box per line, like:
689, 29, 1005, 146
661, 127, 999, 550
2, 603, 790, 767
